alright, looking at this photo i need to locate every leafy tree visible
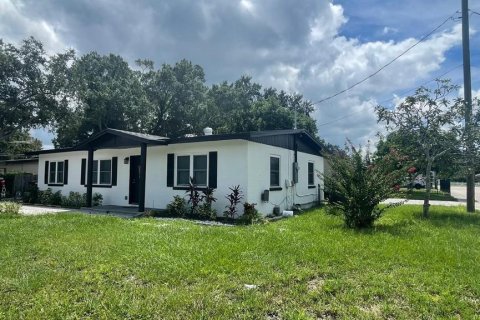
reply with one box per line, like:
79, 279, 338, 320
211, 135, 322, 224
324, 142, 407, 229
376, 80, 463, 217
205, 78, 318, 137
0, 37, 73, 140
137, 59, 207, 138
54, 52, 148, 147
0, 130, 42, 159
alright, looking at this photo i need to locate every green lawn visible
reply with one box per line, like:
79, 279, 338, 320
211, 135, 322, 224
1, 207, 479, 319
392, 188, 457, 201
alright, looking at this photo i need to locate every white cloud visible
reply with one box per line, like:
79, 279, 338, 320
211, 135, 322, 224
0, 0, 467, 148
382, 26, 398, 35
0, 0, 69, 53
309, 3, 347, 43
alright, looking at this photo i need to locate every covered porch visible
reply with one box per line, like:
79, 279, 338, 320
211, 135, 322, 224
75, 129, 168, 212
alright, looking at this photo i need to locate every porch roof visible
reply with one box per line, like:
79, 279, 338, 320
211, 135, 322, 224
74, 128, 169, 150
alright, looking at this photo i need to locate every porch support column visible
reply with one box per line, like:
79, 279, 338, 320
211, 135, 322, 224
138, 143, 147, 212
86, 147, 94, 207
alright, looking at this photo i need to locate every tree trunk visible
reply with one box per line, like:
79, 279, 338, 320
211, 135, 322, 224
423, 160, 433, 218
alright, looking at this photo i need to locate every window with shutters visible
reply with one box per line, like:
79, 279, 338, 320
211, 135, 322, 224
49, 161, 64, 184
176, 154, 208, 186
91, 159, 112, 185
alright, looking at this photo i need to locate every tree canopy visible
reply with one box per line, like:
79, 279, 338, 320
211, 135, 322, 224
375, 80, 465, 217
0, 37, 73, 141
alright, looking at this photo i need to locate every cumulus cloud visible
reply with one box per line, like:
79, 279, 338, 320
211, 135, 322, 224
382, 26, 398, 35
0, 0, 471, 147
0, 0, 68, 53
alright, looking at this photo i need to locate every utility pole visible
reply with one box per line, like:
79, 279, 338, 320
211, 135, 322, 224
462, 0, 476, 212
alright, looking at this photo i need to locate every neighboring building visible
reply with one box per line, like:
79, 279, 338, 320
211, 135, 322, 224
31, 128, 324, 216
0, 158, 38, 176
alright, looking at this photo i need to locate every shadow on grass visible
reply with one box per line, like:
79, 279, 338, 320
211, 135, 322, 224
416, 210, 480, 229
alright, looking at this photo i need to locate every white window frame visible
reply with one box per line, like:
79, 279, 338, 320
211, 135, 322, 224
175, 154, 209, 187
308, 161, 315, 186
270, 155, 281, 187
49, 160, 64, 184
91, 159, 112, 185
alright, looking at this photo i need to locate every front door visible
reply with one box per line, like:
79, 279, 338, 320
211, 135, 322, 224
129, 156, 141, 204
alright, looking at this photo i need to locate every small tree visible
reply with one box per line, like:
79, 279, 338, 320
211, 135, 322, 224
376, 80, 463, 217
324, 143, 407, 229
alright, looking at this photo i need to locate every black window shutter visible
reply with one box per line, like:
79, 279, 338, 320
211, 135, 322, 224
64, 160, 69, 185
167, 153, 174, 187
208, 151, 217, 188
111, 157, 118, 186
44, 161, 49, 184
81, 158, 86, 185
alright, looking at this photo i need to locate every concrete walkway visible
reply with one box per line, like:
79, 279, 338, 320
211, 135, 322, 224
382, 199, 465, 207
20, 205, 73, 216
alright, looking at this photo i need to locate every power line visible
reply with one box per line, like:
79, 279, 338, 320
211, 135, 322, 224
316, 63, 463, 127
312, 11, 460, 106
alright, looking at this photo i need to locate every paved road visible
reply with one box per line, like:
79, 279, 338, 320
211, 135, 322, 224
449, 184, 480, 204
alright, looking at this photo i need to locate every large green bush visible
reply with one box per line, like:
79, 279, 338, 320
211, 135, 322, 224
167, 196, 188, 217
61, 192, 86, 208
324, 144, 406, 228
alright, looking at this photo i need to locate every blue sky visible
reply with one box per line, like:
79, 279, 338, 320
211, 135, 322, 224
1, 0, 479, 148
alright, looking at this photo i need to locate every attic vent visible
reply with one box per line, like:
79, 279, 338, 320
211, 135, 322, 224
203, 127, 213, 136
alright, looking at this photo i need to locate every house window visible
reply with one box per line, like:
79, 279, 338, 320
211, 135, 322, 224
176, 155, 208, 186
308, 162, 315, 186
92, 159, 112, 185
49, 161, 64, 184
193, 155, 208, 185
177, 155, 190, 186
270, 156, 280, 187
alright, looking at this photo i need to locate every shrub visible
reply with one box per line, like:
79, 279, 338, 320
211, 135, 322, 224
186, 177, 202, 217
242, 202, 261, 224
51, 191, 62, 206
62, 192, 86, 208
0, 201, 21, 216
197, 203, 217, 220
198, 187, 217, 220
167, 195, 188, 217
324, 143, 406, 229
39, 188, 53, 205
224, 185, 243, 219
92, 193, 103, 206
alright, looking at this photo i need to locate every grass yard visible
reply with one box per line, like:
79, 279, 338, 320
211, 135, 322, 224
392, 188, 457, 201
1, 206, 479, 319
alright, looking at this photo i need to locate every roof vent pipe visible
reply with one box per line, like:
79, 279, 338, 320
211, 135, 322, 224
203, 127, 213, 136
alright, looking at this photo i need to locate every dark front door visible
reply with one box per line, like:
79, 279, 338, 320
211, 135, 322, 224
129, 156, 141, 204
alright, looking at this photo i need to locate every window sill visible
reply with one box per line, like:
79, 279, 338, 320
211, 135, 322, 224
308, 185, 316, 189
269, 187, 283, 191
173, 186, 208, 191
83, 184, 113, 188
48, 183, 64, 187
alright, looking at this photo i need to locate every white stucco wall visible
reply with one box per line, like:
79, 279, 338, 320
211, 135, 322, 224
38, 148, 141, 206
145, 140, 249, 214
37, 138, 323, 217
246, 141, 324, 215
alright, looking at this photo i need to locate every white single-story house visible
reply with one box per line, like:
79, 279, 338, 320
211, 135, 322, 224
32, 128, 324, 216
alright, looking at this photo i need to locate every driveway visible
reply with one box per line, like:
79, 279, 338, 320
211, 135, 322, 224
449, 184, 480, 203
21, 205, 73, 216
